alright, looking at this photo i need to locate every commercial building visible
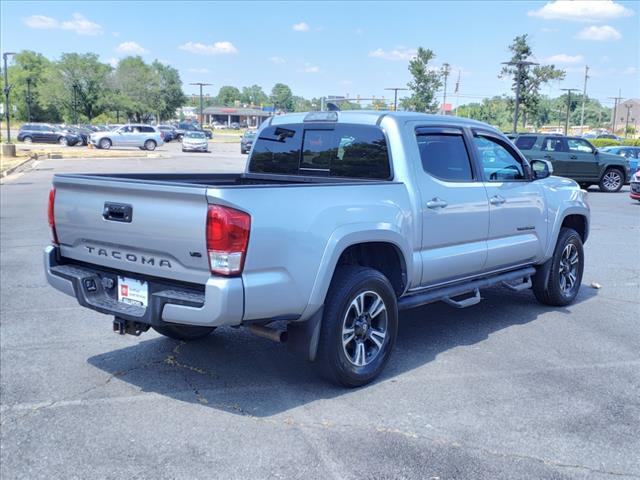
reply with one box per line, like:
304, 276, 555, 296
202, 107, 272, 127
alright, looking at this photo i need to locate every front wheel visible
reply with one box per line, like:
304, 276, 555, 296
99, 138, 112, 150
23, 136, 33, 144
532, 227, 584, 306
153, 324, 216, 341
599, 168, 624, 192
315, 266, 398, 387
144, 140, 156, 151
58, 136, 69, 146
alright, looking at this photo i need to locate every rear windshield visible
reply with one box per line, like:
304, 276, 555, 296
249, 123, 391, 179
185, 131, 206, 139
515, 136, 537, 150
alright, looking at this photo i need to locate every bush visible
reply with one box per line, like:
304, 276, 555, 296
622, 139, 640, 146
591, 139, 620, 147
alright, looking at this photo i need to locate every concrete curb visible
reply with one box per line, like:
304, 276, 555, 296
1, 156, 35, 178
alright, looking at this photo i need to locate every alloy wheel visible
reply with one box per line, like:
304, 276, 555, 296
341, 290, 388, 367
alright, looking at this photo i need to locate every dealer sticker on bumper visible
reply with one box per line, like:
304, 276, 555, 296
118, 276, 148, 307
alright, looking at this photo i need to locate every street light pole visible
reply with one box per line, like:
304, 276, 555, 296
26, 77, 32, 122
560, 88, 578, 135
3, 52, 16, 142
623, 103, 632, 138
501, 60, 538, 133
189, 82, 212, 125
384, 87, 408, 111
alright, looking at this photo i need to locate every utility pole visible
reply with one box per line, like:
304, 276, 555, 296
3, 52, 16, 142
608, 91, 623, 134
501, 60, 538, 133
623, 103, 632, 138
384, 87, 407, 111
441, 63, 451, 115
25, 77, 32, 122
560, 88, 578, 135
189, 82, 212, 125
579, 65, 589, 135
454, 70, 461, 116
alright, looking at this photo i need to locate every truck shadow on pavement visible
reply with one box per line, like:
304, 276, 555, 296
87, 284, 597, 417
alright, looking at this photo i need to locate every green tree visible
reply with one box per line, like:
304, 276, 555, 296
113, 56, 162, 122
152, 61, 185, 121
6, 50, 58, 122
270, 83, 294, 112
217, 85, 241, 106
500, 34, 565, 128
402, 47, 442, 113
240, 85, 268, 106
40, 53, 112, 122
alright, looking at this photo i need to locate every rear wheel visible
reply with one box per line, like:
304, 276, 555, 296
532, 227, 584, 306
599, 168, 624, 192
315, 266, 398, 387
23, 136, 33, 144
144, 140, 156, 151
99, 138, 112, 150
153, 324, 216, 341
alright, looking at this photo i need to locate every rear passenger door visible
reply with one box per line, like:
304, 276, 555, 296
473, 131, 547, 270
566, 138, 599, 180
414, 127, 490, 286
539, 137, 570, 177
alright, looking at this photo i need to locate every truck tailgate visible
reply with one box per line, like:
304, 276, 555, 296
53, 175, 211, 284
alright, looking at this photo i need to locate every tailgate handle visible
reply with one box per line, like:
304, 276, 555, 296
103, 202, 133, 223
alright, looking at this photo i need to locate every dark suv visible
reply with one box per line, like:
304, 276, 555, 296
173, 122, 212, 141
17, 123, 81, 146
514, 134, 630, 192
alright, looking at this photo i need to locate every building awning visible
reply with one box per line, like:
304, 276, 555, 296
202, 107, 271, 116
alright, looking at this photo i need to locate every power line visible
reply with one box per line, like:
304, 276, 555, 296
441, 63, 451, 115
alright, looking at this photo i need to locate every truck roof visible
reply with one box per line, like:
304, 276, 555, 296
270, 110, 499, 132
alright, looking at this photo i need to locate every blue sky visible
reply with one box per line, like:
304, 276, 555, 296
1, 1, 638, 108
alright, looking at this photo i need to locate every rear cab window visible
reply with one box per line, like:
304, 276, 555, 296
249, 123, 391, 179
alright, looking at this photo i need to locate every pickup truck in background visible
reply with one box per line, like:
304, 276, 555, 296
45, 111, 590, 387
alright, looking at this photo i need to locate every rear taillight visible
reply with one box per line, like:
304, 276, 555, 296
48, 187, 59, 245
206, 205, 251, 276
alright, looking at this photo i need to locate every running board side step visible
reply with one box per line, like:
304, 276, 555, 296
398, 267, 536, 311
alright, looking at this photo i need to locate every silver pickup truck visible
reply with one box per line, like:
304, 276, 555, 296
45, 111, 590, 386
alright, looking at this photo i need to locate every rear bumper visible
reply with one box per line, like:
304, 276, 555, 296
44, 245, 243, 327
630, 182, 640, 200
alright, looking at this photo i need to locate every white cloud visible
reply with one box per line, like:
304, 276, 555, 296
575, 25, 621, 40
546, 53, 585, 64
107, 57, 119, 68
23, 15, 58, 29
528, 1, 634, 22
268, 56, 286, 64
369, 46, 416, 61
622, 66, 637, 75
304, 64, 320, 73
116, 41, 147, 54
292, 22, 309, 31
23, 13, 103, 35
179, 41, 238, 55
189, 67, 210, 73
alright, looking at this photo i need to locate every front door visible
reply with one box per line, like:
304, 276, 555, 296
566, 138, 599, 181
414, 127, 490, 286
473, 131, 547, 270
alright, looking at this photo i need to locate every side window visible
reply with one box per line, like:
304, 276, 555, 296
515, 136, 537, 150
542, 137, 564, 152
416, 134, 473, 181
250, 125, 302, 175
330, 125, 390, 179
141, 126, 154, 133
567, 138, 594, 153
474, 135, 526, 181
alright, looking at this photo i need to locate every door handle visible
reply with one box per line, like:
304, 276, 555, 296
569, 154, 578, 159
426, 198, 448, 209
490, 195, 506, 205
543, 154, 552, 159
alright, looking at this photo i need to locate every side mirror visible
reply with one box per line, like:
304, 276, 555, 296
531, 159, 553, 180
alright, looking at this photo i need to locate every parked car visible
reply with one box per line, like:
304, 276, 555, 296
173, 122, 212, 141
599, 146, 639, 174
513, 134, 630, 192
17, 123, 80, 146
60, 125, 93, 146
44, 111, 590, 387
181, 131, 209, 152
158, 125, 177, 142
240, 130, 256, 154
596, 133, 621, 140
89, 124, 164, 150
211, 122, 227, 130
229, 122, 240, 129
630, 169, 640, 202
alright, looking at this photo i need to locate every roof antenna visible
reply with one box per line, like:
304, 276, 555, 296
326, 102, 340, 112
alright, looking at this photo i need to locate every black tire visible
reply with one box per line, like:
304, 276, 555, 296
153, 324, 216, 341
182, 148, 186, 153
241, 148, 246, 154
599, 167, 624, 192
23, 136, 33, 144
532, 227, 584, 306
315, 266, 398, 387
177, 134, 184, 142
99, 138, 112, 150
144, 140, 156, 151
58, 136, 69, 146
579, 183, 591, 190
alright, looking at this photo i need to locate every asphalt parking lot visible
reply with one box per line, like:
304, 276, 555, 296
1, 141, 639, 479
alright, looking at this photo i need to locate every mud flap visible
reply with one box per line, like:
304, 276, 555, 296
286, 307, 323, 362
